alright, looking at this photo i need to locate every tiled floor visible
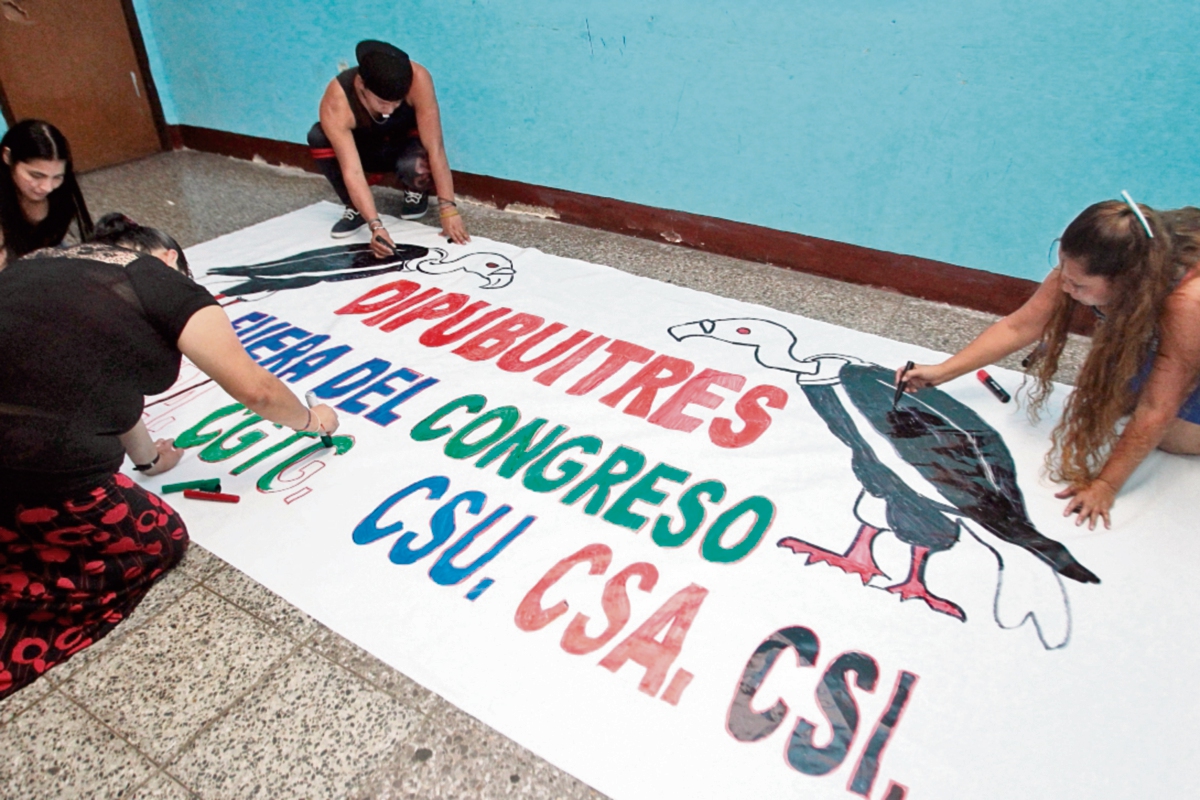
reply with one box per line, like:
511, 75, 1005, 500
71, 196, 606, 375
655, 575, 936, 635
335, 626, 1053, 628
0, 151, 1088, 799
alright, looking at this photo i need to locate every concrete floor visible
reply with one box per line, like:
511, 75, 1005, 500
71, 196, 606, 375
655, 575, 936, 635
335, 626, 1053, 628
0, 151, 1087, 799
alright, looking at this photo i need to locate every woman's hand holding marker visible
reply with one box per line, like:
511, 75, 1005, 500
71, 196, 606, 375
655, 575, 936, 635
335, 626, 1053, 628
304, 391, 338, 447
894, 362, 947, 393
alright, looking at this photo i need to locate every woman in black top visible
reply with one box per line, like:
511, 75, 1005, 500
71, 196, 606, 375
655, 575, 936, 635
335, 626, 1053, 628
0, 119, 93, 260
91, 213, 198, 476
0, 235, 338, 699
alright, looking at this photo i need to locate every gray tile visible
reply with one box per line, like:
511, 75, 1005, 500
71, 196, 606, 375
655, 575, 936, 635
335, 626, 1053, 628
890, 297, 1001, 359
201, 566, 319, 642
57, 586, 295, 762
349, 698, 606, 800
169, 649, 424, 800
0, 670, 53, 727
305, 622, 439, 713
80, 151, 333, 248
174, 541, 230, 583
133, 771, 200, 800
45, 565, 198, 683
0, 689, 157, 799
733, 266, 904, 336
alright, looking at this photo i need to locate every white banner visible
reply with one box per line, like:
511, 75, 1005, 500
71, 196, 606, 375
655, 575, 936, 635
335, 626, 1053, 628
138, 202, 1200, 800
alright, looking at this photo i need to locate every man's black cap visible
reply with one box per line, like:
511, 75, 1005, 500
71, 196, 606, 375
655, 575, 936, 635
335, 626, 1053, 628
356, 40, 412, 101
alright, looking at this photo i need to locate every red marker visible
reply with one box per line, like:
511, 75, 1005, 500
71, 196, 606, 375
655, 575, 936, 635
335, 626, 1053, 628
183, 489, 241, 503
976, 370, 1011, 403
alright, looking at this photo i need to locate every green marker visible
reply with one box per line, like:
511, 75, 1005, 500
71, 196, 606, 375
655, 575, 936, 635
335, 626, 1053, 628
162, 478, 221, 494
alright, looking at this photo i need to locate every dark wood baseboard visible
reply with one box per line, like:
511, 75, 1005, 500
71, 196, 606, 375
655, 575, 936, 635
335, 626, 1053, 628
174, 125, 312, 172
170, 124, 1070, 329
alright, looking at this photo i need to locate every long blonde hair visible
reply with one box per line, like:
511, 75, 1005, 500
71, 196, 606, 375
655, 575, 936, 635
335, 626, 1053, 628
1025, 201, 1200, 484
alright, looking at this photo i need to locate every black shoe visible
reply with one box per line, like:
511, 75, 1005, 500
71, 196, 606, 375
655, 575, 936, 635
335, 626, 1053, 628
400, 190, 429, 219
330, 207, 366, 238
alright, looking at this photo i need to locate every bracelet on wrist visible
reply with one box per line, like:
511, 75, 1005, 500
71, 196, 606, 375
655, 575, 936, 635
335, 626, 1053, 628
368, 219, 384, 231
295, 408, 314, 433
438, 198, 457, 207
132, 453, 161, 472
439, 209, 460, 219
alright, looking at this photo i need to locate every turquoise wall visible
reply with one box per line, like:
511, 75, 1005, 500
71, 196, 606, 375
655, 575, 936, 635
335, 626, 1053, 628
130, 1, 1200, 282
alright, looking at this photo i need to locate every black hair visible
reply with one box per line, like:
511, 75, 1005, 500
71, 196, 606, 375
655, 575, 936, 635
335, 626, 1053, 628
0, 119, 93, 258
89, 212, 190, 277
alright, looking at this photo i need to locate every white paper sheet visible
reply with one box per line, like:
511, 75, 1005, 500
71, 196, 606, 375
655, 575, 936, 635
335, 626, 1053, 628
136, 202, 1200, 800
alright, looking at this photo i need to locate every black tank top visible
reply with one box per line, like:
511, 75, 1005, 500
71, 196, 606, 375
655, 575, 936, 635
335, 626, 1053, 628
337, 68, 418, 153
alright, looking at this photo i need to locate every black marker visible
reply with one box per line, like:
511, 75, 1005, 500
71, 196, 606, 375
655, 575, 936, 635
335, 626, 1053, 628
373, 231, 396, 256
304, 391, 335, 447
976, 370, 1012, 403
893, 361, 914, 408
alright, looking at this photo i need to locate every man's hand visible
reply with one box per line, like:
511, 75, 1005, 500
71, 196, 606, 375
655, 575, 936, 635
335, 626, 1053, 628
441, 212, 470, 245
371, 226, 397, 259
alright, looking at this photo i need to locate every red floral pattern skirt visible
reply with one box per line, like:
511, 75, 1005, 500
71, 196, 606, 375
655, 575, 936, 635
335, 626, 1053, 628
0, 472, 188, 699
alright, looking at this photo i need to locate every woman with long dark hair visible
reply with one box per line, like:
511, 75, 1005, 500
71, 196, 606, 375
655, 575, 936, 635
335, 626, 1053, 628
899, 196, 1200, 529
90, 211, 191, 277
0, 119, 93, 259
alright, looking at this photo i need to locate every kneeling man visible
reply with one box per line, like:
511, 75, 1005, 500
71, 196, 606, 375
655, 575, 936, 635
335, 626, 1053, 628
308, 40, 469, 253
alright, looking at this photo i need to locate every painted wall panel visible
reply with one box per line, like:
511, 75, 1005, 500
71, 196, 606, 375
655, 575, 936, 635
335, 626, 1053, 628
131, 0, 177, 124
130, 1, 1200, 282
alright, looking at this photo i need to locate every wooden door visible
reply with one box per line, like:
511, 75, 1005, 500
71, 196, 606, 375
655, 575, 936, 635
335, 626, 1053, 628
0, 0, 164, 171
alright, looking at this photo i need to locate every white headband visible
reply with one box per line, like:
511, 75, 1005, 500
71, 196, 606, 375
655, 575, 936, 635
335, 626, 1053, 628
1120, 190, 1154, 239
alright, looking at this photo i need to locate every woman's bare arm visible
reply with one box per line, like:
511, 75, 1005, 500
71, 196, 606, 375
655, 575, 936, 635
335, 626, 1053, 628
177, 306, 338, 433
900, 267, 1064, 389
118, 419, 184, 476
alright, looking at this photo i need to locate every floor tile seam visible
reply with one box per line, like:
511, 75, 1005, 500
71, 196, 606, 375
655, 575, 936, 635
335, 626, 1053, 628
0, 682, 56, 730
49, 682, 177, 776
154, 635, 312, 776
195, 568, 313, 645
299, 628, 443, 720
126, 766, 201, 800
50, 584, 299, 776
188, 557, 231, 585
157, 633, 429, 796
46, 580, 206, 692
